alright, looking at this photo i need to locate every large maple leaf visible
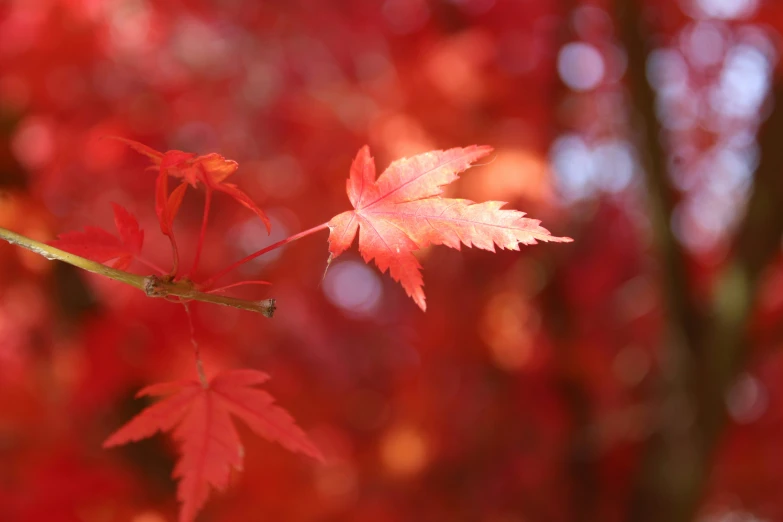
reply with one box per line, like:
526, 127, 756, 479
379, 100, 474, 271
50, 203, 144, 271
104, 369, 323, 522
328, 146, 572, 310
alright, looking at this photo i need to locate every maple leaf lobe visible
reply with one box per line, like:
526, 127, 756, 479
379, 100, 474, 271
107, 136, 164, 164
111, 202, 143, 254
50, 203, 144, 271
370, 144, 493, 205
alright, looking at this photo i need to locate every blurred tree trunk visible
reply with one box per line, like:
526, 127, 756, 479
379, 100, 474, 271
616, 1, 783, 521
546, 1, 600, 520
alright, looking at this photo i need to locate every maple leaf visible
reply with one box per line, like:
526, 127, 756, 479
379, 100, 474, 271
112, 137, 271, 234
50, 203, 144, 271
328, 146, 572, 310
104, 369, 323, 522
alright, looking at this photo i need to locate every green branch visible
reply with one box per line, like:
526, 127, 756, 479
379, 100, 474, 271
0, 227, 276, 318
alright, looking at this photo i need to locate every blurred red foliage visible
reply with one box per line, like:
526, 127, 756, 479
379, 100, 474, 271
2, 1, 783, 522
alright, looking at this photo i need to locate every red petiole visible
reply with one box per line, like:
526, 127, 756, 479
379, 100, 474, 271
187, 186, 213, 279
205, 280, 271, 294
135, 255, 167, 275
199, 222, 330, 288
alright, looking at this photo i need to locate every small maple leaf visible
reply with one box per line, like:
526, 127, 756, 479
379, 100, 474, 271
50, 203, 144, 271
112, 137, 271, 234
328, 146, 572, 310
104, 369, 323, 522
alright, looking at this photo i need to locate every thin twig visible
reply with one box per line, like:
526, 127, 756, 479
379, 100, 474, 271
0, 227, 276, 318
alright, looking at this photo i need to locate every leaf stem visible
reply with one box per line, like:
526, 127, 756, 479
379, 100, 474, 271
168, 234, 181, 279
182, 302, 207, 387
187, 187, 212, 279
0, 227, 276, 317
205, 280, 272, 294
200, 222, 330, 288
135, 255, 167, 275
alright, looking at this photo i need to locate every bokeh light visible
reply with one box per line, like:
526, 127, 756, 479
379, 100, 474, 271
380, 424, 429, 477
557, 42, 605, 92
323, 259, 384, 318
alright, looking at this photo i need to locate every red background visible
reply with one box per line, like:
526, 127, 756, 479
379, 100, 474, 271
1, 0, 783, 521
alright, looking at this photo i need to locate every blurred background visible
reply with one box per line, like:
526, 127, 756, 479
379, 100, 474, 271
1, 0, 783, 521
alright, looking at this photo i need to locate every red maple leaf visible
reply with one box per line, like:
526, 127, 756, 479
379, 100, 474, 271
112, 137, 271, 234
50, 203, 144, 271
328, 145, 572, 310
103, 369, 323, 522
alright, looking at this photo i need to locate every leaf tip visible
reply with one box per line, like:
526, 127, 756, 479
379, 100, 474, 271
470, 144, 494, 161
106, 136, 165, 163
413, 291, 427, 312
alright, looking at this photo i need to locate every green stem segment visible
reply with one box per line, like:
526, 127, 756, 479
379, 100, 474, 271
0, 226, 276, 318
